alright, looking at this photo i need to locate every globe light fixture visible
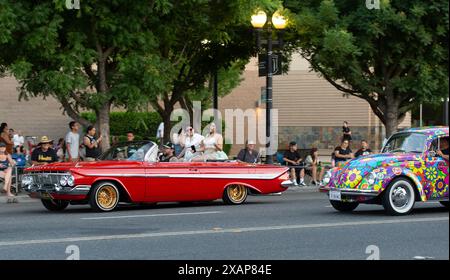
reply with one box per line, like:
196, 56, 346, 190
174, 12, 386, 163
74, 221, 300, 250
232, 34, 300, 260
251, 11, 268, 28
272, 11, 288, 29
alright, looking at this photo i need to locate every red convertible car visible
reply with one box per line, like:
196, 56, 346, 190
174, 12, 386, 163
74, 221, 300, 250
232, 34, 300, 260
22, 141, 291, 212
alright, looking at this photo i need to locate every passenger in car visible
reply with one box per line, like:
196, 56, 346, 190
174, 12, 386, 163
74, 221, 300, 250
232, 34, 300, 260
159, 142, 178, 162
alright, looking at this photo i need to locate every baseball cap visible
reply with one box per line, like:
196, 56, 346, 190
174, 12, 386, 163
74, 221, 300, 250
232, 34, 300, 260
163, 142, 174, 149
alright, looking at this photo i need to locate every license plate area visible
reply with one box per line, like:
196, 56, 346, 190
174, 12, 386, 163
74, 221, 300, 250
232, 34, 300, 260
329, 190, 341, 201
40, 192, 53, 200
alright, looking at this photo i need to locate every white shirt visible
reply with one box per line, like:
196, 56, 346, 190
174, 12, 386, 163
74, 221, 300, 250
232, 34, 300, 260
13, 134, 25, 146
65, 131, 80, 159
156, 122, 164, 138
184, 133, 204, 149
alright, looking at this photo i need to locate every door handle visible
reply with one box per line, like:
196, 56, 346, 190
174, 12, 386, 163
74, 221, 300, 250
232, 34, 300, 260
189, 168, 198, 172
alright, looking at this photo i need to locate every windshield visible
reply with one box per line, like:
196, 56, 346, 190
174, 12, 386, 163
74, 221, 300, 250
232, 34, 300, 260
99, 141, 155, 161
382, 133, 428, 154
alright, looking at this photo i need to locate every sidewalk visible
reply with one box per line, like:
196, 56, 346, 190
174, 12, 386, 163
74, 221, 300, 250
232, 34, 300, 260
0, 192, 34, 203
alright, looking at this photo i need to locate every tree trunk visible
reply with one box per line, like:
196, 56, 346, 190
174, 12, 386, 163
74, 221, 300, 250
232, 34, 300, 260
162, 113, 172, 144
96, 101, 111, 151
384, 95, 400, 138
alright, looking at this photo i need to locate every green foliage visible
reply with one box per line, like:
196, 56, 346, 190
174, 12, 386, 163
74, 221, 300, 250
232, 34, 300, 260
286, 0, 449, 135
81, 111, 162, 140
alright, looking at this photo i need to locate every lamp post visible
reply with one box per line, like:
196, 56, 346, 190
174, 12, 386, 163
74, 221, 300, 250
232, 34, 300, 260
251, 10, 287, 164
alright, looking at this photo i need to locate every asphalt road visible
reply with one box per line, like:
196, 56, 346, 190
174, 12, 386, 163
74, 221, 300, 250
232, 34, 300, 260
0, 188, 448, 260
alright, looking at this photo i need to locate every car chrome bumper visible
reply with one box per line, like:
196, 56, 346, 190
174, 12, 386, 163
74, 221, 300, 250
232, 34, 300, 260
25, 185, 91, 197
319, 186, 379, 197
281, 180, 296, 188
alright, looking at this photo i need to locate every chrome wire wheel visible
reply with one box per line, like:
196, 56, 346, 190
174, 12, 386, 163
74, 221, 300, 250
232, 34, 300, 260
90, 183, 120, 212
223, 185, 248, 205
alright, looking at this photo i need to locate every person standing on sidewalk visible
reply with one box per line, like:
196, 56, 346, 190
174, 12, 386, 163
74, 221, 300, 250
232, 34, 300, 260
65, 121, 80, 162
342, 121, 352, 142
83, 126, 103, 161
0, 142, 16, 199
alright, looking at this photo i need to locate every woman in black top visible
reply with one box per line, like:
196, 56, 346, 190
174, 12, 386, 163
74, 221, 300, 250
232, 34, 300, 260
83, 126, 102, 161
334, 139, 354, 166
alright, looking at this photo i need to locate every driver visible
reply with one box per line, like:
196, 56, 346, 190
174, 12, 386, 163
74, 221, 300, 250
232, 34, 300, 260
159, 142, 178, 162
437, 137, 449, 161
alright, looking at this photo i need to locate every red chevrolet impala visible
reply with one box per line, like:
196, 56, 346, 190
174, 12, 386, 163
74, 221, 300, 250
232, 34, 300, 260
22, 141, 292, 212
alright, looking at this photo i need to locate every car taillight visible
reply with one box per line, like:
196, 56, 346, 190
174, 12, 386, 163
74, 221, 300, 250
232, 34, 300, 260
279, 171, 290, 180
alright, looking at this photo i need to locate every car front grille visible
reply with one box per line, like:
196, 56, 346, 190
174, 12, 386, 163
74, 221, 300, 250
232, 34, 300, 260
27, 172, 69, 186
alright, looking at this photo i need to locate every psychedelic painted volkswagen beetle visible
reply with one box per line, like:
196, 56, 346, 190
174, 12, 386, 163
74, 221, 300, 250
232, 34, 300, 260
320, 126, 449, 215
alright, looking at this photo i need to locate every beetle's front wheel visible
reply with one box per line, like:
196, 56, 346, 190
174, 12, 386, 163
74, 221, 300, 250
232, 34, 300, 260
382, 178, 416, 216
329, 200, 359, 212
89, 182, 120, 212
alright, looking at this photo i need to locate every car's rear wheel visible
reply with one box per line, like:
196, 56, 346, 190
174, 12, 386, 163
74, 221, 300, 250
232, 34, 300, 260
41, 199, 69, 212
382, 178, 416, 216
89, 182, 120, 212
329, 200, 359, 212
440, 201, 449, 208
223, 185, 248, 205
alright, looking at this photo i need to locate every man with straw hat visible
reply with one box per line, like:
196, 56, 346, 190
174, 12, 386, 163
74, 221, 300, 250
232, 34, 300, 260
31, 136, 58, 166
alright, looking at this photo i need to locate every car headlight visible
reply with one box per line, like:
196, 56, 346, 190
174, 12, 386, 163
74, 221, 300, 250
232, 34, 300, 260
59, 176, 68, 186
21, 175, 33, 186
322, 170, 332, 185
367, 172, 376, 185
67, 175, 75, 187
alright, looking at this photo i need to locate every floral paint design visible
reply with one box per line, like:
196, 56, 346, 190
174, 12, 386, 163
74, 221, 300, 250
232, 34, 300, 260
327, 127, 449, 202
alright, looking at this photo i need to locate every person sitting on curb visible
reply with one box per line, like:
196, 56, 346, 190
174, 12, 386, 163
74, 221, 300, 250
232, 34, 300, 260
237, 140, 261, 164
31, 136, 58, 166
283, 141, 306, 186
305, 148, 325, 186
355, 139, 372, 157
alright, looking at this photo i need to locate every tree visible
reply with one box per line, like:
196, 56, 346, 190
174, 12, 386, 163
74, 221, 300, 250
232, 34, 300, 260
0, 0, 172, 149
127, 0, 280, 142
285, 0, 449, 137
0, 0, 279, 147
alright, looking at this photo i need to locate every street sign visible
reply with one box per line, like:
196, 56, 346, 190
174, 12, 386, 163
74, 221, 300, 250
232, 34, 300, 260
258, 53, 283, 77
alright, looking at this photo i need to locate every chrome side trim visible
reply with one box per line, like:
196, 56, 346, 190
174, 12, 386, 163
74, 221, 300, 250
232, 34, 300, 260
86, 173, 283, 180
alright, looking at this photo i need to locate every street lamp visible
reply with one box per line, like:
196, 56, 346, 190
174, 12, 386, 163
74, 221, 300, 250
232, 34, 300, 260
251, 9, 287, 164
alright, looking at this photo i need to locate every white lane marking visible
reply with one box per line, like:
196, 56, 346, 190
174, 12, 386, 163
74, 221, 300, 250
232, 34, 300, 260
0, 216, 447, 247
413, 256, 435, 260
81, 211, 222, 220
